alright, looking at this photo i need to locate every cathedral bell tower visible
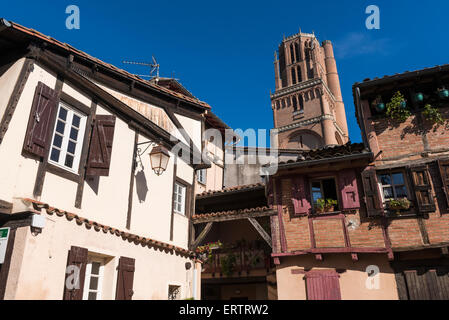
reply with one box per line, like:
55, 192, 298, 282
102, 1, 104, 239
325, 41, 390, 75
271, 30, 349, 150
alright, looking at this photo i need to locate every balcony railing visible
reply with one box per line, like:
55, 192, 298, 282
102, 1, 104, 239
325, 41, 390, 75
202, 247, 272, 276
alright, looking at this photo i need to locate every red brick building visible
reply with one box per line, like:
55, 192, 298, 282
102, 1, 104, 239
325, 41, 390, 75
268, 60, 449, 298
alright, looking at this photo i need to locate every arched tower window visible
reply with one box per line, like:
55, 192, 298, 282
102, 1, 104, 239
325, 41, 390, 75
295, 42, 301, 61
290, 43, 295, 63
291, 68, 297, 85
297, 66, 302, 83
292, 96, 298, 111
298, 95, 304, 111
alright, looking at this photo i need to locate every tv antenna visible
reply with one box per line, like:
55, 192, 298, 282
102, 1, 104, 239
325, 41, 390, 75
122, 56, 160, 81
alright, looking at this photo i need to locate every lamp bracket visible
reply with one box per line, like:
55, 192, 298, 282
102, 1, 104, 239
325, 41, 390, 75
135, 140, 160, 170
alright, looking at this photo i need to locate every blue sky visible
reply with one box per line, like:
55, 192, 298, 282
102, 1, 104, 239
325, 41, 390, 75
2, 0, 449, 144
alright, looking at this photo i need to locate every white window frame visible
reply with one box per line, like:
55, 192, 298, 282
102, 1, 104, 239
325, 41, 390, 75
174, 182, 187, 215
198, 169, 207, 185
48, 102, 87, 173
82, 258, 105, 300
377, 171, 409, 203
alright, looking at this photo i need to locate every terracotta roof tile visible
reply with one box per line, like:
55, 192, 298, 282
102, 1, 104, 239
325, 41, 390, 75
21, 198, 195, 257
197, 183, 265, 198
192, 206, 274, 220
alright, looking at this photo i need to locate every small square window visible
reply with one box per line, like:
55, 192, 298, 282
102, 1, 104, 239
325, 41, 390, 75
377, 171, 409, 202
168, 285, 181, 300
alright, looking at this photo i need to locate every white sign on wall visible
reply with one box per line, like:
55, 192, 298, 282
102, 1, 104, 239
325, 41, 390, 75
0, 227, 10, 264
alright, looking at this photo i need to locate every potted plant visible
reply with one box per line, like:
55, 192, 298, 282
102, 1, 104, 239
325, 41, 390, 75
372, 95, 385, 113
315, 198, 338, 213
325, 199, 338, 212
422, 104, 444, 125
438, 88, 449, 99
315, 198, 326, 213
388, 198, 411, 215
386, 91, 411, 122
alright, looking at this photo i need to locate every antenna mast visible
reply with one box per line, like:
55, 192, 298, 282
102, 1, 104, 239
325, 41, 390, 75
122, 56, 160, 82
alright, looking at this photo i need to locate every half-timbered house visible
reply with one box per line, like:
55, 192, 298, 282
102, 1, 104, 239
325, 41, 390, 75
0, 19, 225, 300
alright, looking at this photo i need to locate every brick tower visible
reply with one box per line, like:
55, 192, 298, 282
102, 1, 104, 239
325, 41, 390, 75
271, 31, 349, 150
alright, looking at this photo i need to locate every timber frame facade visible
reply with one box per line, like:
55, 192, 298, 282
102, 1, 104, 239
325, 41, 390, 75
0, 19, 228, 300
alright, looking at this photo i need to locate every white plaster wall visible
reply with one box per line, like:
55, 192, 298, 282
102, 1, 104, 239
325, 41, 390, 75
0, 58, 25, 120
9, 214, 197, 300
175, 113, 202, 153
0, 62, 57, 202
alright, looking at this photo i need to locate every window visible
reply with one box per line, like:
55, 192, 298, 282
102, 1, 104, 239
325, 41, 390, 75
49, 102, 87, 172
310, 178, 339, 209
83, 258, 104, 300
168, 285, 181, 300
174, 182, 187, 215
377, 172, 408, 202
198, 169, 207, 185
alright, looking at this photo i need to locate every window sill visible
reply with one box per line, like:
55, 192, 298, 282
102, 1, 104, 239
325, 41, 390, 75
46, 162, 80, 183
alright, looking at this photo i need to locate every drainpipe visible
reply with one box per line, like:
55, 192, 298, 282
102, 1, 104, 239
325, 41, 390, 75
354, 86, 370, 151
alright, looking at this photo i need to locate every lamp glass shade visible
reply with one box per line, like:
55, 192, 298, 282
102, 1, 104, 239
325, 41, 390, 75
149, 146, 170, 176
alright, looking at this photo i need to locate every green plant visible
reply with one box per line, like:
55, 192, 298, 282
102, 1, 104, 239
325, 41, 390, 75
388, 198, 411, 215
386, 91, 410, 122
422, 104, 444, 125
220, 253, 237, 277
197, 241, 223, 262
315, 198, 338, 213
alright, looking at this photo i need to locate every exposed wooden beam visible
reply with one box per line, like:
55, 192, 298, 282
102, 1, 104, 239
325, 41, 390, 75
247, 217, 272, 248
191, 222, 214, 249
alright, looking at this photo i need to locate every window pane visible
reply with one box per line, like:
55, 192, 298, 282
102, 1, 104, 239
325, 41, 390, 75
88, 292, 97, 300
50, 148, 60, 162
67, 141, 76, 155
89, 277, 99, 290
53, 134, 63, 148
383, 187, 394, 199
56, 121, 65, 134
65, 154, 74, 168
59, 107, 68, 121
312, 191, 322, 203
392, 173, 405, 185
379, 174, 391, 186
91, 262, 100, 275
70, 128, 79, 141
72, 115, 81, 128
395, 186, 408, 198
311, 182, 321, 192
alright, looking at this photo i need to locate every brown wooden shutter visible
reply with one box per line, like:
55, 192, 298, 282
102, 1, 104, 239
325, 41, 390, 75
361, 169, 384, 217
438, 159, 449, 207
63, 246, 88, 300
338, 169, 360, 210
291, 176, 311, 215
86, 115, 116, 176
398, 267, 449, 300
305, 271, 342, 300
409, 165, 436, 213
115, 256, 135, 300
23, 82, 59, 158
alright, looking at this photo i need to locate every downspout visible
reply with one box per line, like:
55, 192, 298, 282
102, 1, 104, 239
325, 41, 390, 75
355, 86, 370, 150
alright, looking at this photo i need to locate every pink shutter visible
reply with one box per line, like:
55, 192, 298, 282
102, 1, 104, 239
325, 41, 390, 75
338, 169, 360, 210
291, 176, 311, 215
305, 271, 342, 300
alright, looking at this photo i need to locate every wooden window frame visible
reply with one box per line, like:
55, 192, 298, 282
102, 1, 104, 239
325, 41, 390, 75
377, 170, 411, 205
197, 168, 207, 186
173, 177, 192, 217
82, 257, 105, 300
309, 176, 340, 213
48, 101, 87, 174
